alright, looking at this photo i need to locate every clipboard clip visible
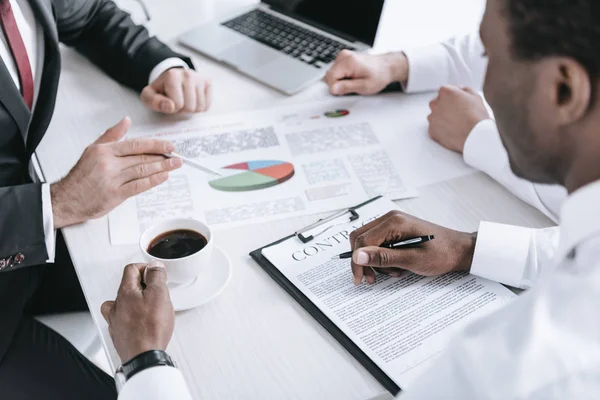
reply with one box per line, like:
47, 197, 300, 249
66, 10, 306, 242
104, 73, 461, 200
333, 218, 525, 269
294, 196, 383, 243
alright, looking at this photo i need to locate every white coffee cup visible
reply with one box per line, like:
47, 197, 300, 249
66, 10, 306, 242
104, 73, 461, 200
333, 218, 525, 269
140, 218, 213, 286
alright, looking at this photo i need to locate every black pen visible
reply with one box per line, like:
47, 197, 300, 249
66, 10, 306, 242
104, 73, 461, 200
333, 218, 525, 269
332, 235, 435, 260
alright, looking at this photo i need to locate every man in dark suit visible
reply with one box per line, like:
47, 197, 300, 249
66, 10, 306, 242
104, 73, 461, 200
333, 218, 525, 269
0, 0, 211, 398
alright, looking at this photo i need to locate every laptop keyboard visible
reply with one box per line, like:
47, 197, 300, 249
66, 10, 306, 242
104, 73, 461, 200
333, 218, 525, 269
222, 9, 355, 69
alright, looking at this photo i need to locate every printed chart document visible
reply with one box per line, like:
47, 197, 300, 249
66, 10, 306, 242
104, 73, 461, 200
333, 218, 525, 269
109, 99, 418, 245
259, 198, 515, 391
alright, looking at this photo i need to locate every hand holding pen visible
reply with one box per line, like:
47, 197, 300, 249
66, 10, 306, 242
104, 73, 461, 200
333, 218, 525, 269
346, 211, 477, 285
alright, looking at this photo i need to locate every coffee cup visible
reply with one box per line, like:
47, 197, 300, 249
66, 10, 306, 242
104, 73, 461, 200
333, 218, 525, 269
140, 218, 213, 286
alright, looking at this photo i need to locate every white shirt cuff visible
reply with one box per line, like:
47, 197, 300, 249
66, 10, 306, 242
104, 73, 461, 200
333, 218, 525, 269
470, 221, 531, 288
119, 366, 193, 400
42, 183, 56, 263
149, 58, 189, 85
403, 43, 450, 93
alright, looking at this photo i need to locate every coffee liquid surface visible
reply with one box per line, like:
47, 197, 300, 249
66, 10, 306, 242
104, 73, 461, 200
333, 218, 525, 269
148, 229, 207, 259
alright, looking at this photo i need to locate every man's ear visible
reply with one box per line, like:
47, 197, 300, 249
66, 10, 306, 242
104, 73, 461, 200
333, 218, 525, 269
551, 58, 592, 124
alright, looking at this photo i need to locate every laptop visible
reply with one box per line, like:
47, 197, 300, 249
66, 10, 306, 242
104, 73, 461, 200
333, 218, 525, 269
179, 0, 386, 95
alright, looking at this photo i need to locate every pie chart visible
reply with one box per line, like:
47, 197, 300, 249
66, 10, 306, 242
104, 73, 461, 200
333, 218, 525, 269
324, 109, 350, 118
209, 160, 295, 192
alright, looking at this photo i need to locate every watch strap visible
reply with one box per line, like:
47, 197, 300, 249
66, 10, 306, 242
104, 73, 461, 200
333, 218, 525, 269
120, 350, 175, 381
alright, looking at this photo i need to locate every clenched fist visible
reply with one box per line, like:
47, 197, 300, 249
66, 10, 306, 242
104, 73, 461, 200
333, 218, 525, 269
324, 50, 409, 96
428, 85, 491, 153
101, 263, 175, 363
141, 68, 212, 114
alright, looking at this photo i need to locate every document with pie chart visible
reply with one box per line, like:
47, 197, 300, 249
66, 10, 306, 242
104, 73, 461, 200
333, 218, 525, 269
108, 99, 419, 246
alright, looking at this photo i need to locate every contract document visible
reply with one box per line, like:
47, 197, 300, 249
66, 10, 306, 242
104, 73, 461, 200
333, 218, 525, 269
255, 197, 515, 394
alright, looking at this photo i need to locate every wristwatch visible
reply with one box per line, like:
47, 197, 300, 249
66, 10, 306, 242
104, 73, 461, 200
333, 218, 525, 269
114, 350, 175, 391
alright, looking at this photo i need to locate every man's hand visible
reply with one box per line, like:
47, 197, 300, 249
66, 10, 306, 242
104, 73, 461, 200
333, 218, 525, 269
324, 51, 409, 96
101, 262, 175, 364
141, 68, 212, 114
428, 85, 491, 153
349, 211, 476, 285
50, 117, 182, 229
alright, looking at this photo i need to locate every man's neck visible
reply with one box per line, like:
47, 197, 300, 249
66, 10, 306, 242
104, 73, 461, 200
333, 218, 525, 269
564, 141, 600, 194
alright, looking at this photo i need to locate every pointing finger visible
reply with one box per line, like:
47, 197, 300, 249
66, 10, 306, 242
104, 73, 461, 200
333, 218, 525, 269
112, 138, 174, 156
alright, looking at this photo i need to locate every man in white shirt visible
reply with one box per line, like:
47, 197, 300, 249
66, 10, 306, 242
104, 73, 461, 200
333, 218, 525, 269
100, 0, 600, 398
0, 0, 212, 398
324, 31, 567, 222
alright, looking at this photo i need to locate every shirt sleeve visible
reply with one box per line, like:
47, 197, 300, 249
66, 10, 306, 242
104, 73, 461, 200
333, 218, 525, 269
118, 366, 193, 400
403, 31, 487, 93
463, 119, 566, 222
41, 183, 56, 263
148, 58, 189, 85
470, 222, 560, 289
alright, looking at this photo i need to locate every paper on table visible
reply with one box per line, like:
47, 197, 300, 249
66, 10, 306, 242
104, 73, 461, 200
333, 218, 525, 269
108, 99, 419, 246
262, 198, 515, 390
356, 94, 477, 188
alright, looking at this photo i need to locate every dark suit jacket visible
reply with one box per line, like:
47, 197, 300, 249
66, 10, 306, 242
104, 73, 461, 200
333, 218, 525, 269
0, 0, 193, 270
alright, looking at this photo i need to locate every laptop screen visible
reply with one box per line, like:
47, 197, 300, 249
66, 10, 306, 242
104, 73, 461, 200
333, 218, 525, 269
263, 0, 385, 46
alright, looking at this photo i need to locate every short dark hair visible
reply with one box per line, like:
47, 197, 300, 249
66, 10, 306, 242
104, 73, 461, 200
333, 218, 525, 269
506, 0, 600, 80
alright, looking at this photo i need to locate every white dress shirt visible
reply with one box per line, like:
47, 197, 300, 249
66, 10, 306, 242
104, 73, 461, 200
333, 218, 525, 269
402, 180, 600, 399
115, 33, 574, 400
0, 0, 187, 263
402, 31, 567, 223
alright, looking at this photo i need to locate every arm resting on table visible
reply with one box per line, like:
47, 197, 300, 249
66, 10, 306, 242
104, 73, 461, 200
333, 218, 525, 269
404, 31, 487, 93
471, 222, 560, 289
53, 0, 194, 92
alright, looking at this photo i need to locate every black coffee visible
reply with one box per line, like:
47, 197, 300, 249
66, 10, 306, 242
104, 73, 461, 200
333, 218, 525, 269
147, 229, 207, 259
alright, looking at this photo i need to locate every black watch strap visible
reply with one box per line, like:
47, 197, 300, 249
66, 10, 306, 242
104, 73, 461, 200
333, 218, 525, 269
121, 350, 175, 381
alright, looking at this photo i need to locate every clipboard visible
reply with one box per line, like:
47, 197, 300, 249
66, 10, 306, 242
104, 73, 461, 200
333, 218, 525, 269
249, 196, 401, 396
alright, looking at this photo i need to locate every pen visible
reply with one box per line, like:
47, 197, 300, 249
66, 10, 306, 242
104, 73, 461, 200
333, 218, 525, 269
164, 152, 223, 177
332, 235, 435, 260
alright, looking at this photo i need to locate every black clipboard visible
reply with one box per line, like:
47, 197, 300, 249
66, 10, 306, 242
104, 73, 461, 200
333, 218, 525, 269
249, 197, 401, 396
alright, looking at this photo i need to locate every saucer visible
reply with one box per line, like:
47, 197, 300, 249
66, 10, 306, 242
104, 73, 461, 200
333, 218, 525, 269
169, 246, 232, 312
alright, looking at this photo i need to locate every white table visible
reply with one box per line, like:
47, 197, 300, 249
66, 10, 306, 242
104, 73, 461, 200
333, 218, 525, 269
35, 1, 554, 399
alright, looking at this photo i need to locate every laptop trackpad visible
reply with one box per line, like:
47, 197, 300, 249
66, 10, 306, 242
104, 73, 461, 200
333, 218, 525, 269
220, 42, 279, 70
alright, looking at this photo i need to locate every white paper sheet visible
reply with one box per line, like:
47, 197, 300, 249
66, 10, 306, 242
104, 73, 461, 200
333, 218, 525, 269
356, 93, 477, 188
108, 99, 419, 246
262, 198, 515, 389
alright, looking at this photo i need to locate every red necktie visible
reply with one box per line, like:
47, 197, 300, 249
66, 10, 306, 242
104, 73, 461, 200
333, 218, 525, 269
0, 0, 34, 110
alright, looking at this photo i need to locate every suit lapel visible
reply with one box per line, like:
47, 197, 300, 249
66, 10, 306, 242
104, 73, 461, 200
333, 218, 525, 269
26, 0, 60, 154
0, 57, 31, 138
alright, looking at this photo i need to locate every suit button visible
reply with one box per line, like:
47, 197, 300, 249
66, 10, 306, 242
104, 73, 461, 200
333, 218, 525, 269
14, 253, 24, 264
